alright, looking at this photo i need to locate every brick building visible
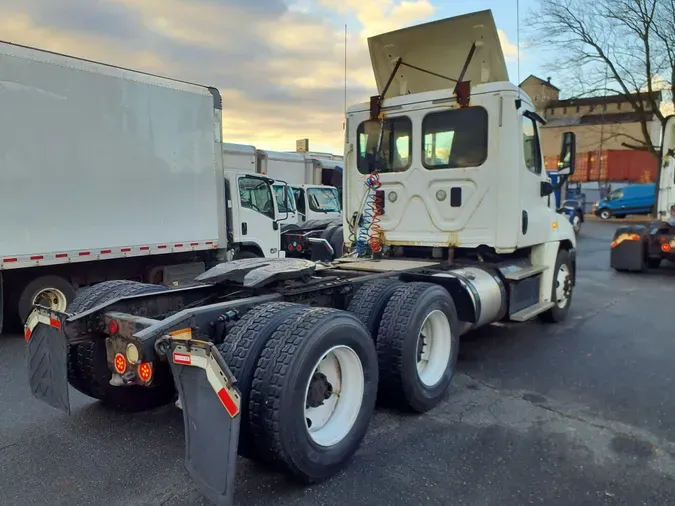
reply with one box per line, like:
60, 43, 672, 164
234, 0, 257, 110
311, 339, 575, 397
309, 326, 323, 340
519, 75, 661, 182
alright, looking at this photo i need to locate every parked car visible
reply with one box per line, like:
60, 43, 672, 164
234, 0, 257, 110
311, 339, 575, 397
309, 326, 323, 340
593, 183, 655, 219
561, 199, 584, 234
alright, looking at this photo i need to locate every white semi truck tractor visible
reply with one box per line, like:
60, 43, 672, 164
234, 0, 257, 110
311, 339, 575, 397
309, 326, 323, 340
610, 115, 675, 271
24, 10, 578, 506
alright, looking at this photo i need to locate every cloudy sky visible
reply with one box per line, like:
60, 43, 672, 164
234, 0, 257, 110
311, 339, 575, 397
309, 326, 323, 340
0, 0, 547, 154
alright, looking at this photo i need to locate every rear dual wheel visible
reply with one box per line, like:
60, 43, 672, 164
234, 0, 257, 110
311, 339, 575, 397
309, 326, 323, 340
349, 280, 460, 413
222, 303, 378, 483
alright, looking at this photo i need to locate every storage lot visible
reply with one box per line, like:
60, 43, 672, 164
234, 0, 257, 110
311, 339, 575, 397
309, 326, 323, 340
2, 220, 675, 506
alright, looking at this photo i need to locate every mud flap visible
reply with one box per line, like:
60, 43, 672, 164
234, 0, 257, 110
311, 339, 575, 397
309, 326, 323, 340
25, 310, 70, 414
167, 339, 241, 506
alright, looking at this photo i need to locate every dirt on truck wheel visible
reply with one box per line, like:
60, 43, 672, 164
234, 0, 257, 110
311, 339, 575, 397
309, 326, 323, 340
217, 301, 307, 460
376, 282, 459, 413
248, 307, 378, 483
66, 280, 175, 410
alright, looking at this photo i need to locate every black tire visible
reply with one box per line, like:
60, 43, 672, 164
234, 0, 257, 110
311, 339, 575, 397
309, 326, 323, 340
249, 307, 378, 483
68, 338, 175, 411
217, 302, 306, 460
18, 275, 76, 322
599, 209, 612, 220
347, 278, 404, 339
67, 280, 165, 314
66, 280, 173, 410
539, 249, 574, 323
329, 225, 345, 258
647, 257, 663, 269
376, 282, 459, 413
320, 225, 338, 241
234, 249, 261, 260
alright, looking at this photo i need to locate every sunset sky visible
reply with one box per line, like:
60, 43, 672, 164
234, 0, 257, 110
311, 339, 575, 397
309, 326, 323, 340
0, 0, 547, 154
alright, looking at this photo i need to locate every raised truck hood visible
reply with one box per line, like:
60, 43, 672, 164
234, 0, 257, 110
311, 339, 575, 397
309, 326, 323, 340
367, 9, 509, 98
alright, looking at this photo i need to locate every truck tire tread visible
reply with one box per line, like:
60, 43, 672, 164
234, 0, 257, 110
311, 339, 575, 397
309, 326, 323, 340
248, 307, 378, 483
217, 301, 306, 460
376, 282, 459, 413
66, 280, 173, 410
347, 278, 404, 340
68, 280, 165, 315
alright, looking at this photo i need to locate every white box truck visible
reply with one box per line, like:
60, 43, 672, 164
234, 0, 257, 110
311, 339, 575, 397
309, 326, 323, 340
24, 9, 580, 506
223, 142, 341, 226
0, 41, 287, 333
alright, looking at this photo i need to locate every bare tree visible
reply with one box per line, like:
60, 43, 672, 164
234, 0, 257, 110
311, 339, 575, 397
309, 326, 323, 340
527, 0, 675, 154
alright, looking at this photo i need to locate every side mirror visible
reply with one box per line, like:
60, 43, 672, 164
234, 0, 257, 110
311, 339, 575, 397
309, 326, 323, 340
558, 132, 576, 176
540, 180, 554, 197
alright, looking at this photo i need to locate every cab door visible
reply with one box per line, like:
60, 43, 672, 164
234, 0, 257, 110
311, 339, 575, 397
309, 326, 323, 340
517, 111, 551, 247
236, 175, 281, 257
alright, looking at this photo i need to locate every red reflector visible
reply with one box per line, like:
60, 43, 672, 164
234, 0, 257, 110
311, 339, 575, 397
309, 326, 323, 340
190, 242, 199, 246
109, 319, 119, 334
140, 246, 149, 251
288, 244, 293, 250
101, 249, 112, 254
216, 387, 239, 417
173, 352, 192, 365
296, 244, 302, 251
56, 253, 68, 258
158, 245, 167, 249
138, 362, 153, 382
205, 241, 214, 245
24, 327, 32, 341
175, 243, 183, 248
3, 258, 17, 263
114, 353, 127, 374
78, 251, 90, 257
30, 255, 44, 261
121, 248, 131, 253
49, 318, 61, 329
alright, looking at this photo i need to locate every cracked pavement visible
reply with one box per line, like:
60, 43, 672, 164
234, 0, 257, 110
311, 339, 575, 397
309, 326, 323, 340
1, 221, 675, 505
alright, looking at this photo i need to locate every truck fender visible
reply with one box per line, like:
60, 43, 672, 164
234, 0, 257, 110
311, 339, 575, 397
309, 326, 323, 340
530, 242, 561, 304
235, 242, 265, 258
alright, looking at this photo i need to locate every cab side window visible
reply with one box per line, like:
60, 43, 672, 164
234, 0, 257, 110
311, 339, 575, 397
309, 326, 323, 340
239, 176, 274, 219
522, 115, 542, 175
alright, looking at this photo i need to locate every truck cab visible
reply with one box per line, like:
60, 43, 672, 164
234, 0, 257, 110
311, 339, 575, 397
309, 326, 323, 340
292, 184, 342, 224
343, 10, 576, 259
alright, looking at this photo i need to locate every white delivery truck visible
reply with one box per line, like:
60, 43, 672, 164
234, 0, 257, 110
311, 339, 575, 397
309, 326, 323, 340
0, 41, 288, 333
222, 143, 299, 226
25, 10, 579, 506
224, 142, 341, 225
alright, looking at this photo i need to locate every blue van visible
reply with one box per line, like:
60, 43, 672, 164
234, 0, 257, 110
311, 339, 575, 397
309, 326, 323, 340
594, 183, 655, 219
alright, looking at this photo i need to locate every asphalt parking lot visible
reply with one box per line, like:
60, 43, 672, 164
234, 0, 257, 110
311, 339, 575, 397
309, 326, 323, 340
2, 220, 675, 506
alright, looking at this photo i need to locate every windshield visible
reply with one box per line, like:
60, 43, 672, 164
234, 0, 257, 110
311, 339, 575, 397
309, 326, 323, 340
307, 187, 341, 213
273, 185, 296, 213
606, 189, 623, 201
